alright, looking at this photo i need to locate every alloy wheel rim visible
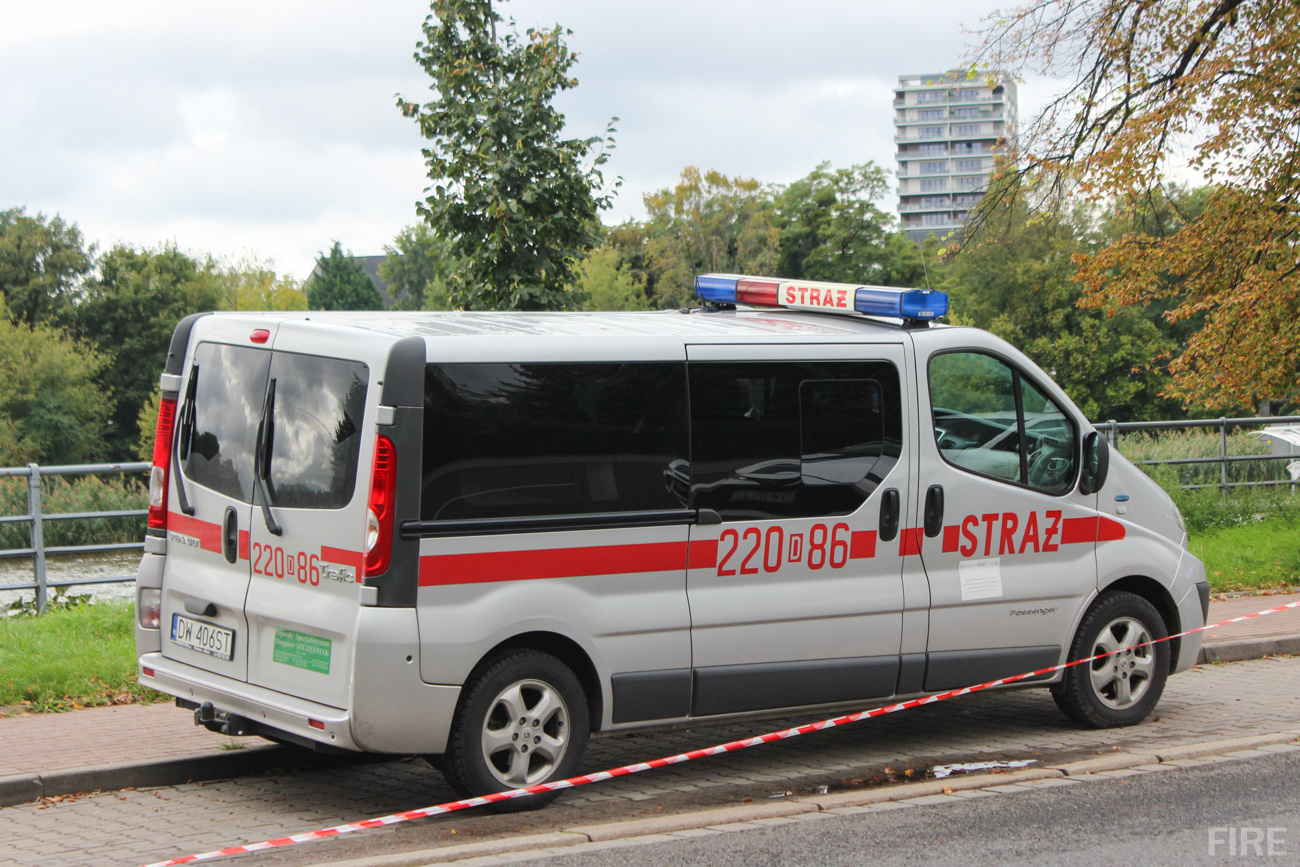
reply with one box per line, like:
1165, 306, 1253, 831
480, 678, 570, 788
1088, 616, 1155, 709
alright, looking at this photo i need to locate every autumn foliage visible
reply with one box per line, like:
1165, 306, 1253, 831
975, 0, 1300, 409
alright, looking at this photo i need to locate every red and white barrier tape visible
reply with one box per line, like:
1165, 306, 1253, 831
139, 598, 1300, 867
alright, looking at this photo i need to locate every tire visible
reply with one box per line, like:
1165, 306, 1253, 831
1053, 591, 1170, 728
440, 649, 590, 812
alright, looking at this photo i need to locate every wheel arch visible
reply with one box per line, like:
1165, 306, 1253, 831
1100, 575, 1181, 664
477, 631, 605, 733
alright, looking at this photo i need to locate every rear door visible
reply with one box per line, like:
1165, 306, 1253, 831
243, 326, 385, 710
160, 321, 275, 682
684, 343, 912, 716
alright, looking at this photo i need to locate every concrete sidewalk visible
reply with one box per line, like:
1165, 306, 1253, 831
2, 592, 1296, 808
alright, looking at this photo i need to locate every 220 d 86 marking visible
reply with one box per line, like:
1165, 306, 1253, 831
717, 522, 852, 576
252, 543, 321, 585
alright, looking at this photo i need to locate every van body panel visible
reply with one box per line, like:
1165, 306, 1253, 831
350, 607, 461, 753
909, 329, 1101, 674
415, 525, 692, 709
159, 323, 273, 683
139, 307, 1209, 761
683, 342, 911, 715
241, 326, 389, 709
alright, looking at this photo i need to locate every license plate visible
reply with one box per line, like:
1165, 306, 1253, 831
171, 613, 236, 661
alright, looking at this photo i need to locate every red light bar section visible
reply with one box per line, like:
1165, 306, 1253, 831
250, 329, 270, 344
735, 278, 781, 307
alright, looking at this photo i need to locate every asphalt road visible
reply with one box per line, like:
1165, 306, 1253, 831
521, 752, 1300, 867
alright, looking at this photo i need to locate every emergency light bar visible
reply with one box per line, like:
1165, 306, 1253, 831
695, 274, 949, 324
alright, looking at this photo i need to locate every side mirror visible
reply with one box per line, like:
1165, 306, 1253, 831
1079, 430, 1110, 496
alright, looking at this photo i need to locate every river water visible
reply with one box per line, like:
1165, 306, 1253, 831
0, 551, 140, 612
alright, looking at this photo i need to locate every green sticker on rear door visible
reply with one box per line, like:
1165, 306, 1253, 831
272, 628, 332, 674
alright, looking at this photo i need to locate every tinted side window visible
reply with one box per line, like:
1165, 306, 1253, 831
929, 351, 1078, 494
689, 361, 902, 521
266, 353, 368, 509
181, 343, 271, 503
421, 363, 689, 521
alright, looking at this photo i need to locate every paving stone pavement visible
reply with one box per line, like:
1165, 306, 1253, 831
2, 655, 1298, 867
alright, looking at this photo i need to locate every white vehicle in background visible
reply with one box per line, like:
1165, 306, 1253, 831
134, 274, 1208, 810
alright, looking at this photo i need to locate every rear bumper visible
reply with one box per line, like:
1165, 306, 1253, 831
141, 653, 359, 751
140, 606, 463, 755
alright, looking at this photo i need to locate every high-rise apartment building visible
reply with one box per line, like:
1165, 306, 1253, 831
894, 71, 1017, 245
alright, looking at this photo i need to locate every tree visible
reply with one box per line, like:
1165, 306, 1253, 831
0, 299, 110, 464
643, 167, 780, 309
774, 162, 897, 283
398, 0, 616, 311
380, 224, 456, 310
973, 0, 1300, 409
0, 207, 94, 328
217, 257, 308, 311
578, 246, 649, 311
943, 178, 1181, 421
71, 243, 227, 461
306, 242, 385, 311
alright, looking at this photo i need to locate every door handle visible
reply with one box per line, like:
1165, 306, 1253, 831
879, 488, 899, 542
924, 485, 944, 538
184, 597, 218, 617
222, 506, 238, 565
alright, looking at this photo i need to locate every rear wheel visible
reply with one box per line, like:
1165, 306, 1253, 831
441, 649, 589, 812
1053, 591, 1169, 728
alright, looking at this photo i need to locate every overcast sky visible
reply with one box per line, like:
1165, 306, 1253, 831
0, 0, 1056, 281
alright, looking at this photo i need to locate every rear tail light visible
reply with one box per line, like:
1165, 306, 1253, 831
138, 588, 161, 629
363, 435, 397, 577
148, 397, 178, 531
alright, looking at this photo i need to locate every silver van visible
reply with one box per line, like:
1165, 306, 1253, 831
135, 275, 1209, 810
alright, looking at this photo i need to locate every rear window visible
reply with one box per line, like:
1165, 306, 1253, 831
266, 353, 368, 509
179, 342, 368, 509
181, 343, 271, 503
421, 362, 689, 521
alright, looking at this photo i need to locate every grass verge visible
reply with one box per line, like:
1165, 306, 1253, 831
0, 601, 164, 712
1192, 521, 1300, 593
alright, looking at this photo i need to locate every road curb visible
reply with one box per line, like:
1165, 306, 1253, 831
1198, 636, 1300, 663
0, 746, 388, 808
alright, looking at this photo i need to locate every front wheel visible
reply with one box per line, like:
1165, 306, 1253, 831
1053, 591, 1170, 728
441, 649, 590, 812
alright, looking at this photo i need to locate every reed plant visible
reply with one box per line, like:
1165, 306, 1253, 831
0, 474, 148, 552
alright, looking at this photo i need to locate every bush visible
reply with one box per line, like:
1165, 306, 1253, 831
0, 473, 148, 552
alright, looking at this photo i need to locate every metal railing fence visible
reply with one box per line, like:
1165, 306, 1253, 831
1095, 415, 1300, 490
0, 461, 150, 613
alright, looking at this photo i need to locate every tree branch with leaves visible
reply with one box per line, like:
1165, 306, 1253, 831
970, 0, 1300, 409
398, 0, 617, 311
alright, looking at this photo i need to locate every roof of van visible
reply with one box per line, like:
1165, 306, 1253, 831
235, 309, 935, 340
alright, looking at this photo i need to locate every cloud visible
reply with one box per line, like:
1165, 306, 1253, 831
1, 0, 1046, 280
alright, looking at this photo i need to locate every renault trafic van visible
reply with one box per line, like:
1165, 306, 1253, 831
135, 275, 1209, 809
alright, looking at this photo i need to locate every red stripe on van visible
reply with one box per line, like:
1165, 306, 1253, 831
850, 530, 876, 559
942, 524, 960, 553
688, 539, 718, 569
167, 512, 222, 554
898, 528, 924, 556
322, 547, 363, 570
1061, 516, 1126, 544
419, 541, 689, 587
238, 530, 250, 561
